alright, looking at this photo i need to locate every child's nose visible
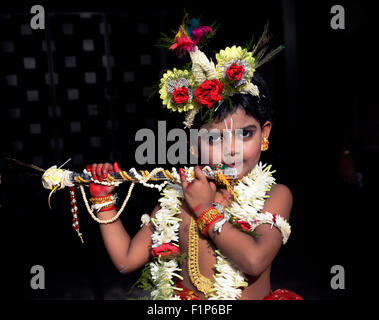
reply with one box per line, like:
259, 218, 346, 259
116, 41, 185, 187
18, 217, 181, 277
223, 136, 240, 157
222, 137, 244, 166
223, 142, 239, 157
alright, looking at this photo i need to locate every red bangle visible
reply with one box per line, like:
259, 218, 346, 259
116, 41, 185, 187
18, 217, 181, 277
196, 206, 223, 236
98, 205, 116, 213
203, 214, 223, 235
196, 206, 215, 223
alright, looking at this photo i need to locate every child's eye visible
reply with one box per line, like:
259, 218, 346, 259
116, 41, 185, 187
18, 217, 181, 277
237, 130, 254, 139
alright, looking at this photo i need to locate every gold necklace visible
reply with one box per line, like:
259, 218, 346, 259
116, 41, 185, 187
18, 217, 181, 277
188, 215, 214, 298
187, 188, 234, 298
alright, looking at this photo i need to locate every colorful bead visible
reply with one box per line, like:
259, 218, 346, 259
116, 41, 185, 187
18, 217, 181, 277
69, 186, 84, 243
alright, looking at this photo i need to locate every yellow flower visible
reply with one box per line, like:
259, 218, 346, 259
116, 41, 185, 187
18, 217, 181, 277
159, 68, 196, 113
216, 46, 256, 80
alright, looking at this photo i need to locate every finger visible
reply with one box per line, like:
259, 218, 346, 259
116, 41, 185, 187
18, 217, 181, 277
194, 166, 207, 182
179, 168, 189, 190
96, 163, 104, 182
103, 163, 113, 179
113, 161, 122, 173
91, 163, 98, 181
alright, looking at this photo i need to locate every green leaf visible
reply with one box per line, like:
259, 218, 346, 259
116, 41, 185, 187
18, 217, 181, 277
128, 262, 153, 295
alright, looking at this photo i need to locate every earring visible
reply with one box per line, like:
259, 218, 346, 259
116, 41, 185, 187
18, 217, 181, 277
261, 137, 269, 151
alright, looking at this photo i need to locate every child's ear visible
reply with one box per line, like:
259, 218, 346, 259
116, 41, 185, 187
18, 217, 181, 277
261, 121, 272, 139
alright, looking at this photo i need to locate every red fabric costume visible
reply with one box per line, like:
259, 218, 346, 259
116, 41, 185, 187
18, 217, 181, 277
263, 289, 304, 300
176, 282, 304, 300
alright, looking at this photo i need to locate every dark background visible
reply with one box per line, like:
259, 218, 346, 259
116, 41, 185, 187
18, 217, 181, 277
1, 0, 377, 300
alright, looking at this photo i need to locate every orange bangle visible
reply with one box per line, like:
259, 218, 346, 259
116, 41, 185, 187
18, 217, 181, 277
196, 207, 223, 236
91, 194, 112, 200
90, 194, 113, 204
203, 214, 223, 235
196, 206, 215, 222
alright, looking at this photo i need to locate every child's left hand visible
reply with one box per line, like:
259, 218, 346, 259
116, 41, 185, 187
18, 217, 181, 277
179, 166, 217, 218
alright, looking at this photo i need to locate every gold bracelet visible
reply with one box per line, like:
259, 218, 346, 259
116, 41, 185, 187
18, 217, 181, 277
89, 194, 114, 204
196, 207, 223, 235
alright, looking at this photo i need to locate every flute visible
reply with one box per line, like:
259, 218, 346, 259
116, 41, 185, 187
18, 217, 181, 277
41, 164, 238, 191
7, 159, 240, 238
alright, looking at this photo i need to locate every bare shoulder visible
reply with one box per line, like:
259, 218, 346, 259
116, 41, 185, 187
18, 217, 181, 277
269, 184, 293, 202
263, 183, 293, 220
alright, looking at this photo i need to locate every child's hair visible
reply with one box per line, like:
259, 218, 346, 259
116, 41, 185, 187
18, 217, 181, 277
190, 72, 273, 130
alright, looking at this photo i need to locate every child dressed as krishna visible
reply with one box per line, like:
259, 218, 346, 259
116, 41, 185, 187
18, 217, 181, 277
86, 16, 303, 300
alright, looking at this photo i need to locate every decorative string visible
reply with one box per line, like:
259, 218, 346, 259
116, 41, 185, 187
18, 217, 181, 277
80, 168, 166, 224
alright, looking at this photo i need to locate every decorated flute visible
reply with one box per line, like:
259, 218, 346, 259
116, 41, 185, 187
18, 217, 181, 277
41, 163, 238, 192
6, 158, 239, 241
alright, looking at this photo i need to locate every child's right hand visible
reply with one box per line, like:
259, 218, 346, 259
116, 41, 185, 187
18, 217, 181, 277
86, 162, 122, 197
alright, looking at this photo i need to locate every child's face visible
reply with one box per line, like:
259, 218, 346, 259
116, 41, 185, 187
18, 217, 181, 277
198, 107, 271, 179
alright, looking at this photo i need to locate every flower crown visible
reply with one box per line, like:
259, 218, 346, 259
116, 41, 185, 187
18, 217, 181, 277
159, 15, 284, 129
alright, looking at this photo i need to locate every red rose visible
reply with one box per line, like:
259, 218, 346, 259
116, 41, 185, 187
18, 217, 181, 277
194, 79, 224, 109
225, 63, 245, 81
172, 86, 189, 104
235, 220, 251, 232
151, 243, 180, 258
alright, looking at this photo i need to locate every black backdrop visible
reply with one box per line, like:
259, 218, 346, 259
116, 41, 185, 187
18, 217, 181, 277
1, 0, 377, 301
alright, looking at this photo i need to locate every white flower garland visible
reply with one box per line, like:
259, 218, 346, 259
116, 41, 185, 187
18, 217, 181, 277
150, 257, 182, 300
148, 184, 183, 300
228, 162, 291, 245
208, 251, 249, 300
143, 162, 291, 300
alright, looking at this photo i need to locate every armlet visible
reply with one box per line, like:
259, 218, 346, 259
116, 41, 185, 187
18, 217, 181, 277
250, 211, 291, 244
